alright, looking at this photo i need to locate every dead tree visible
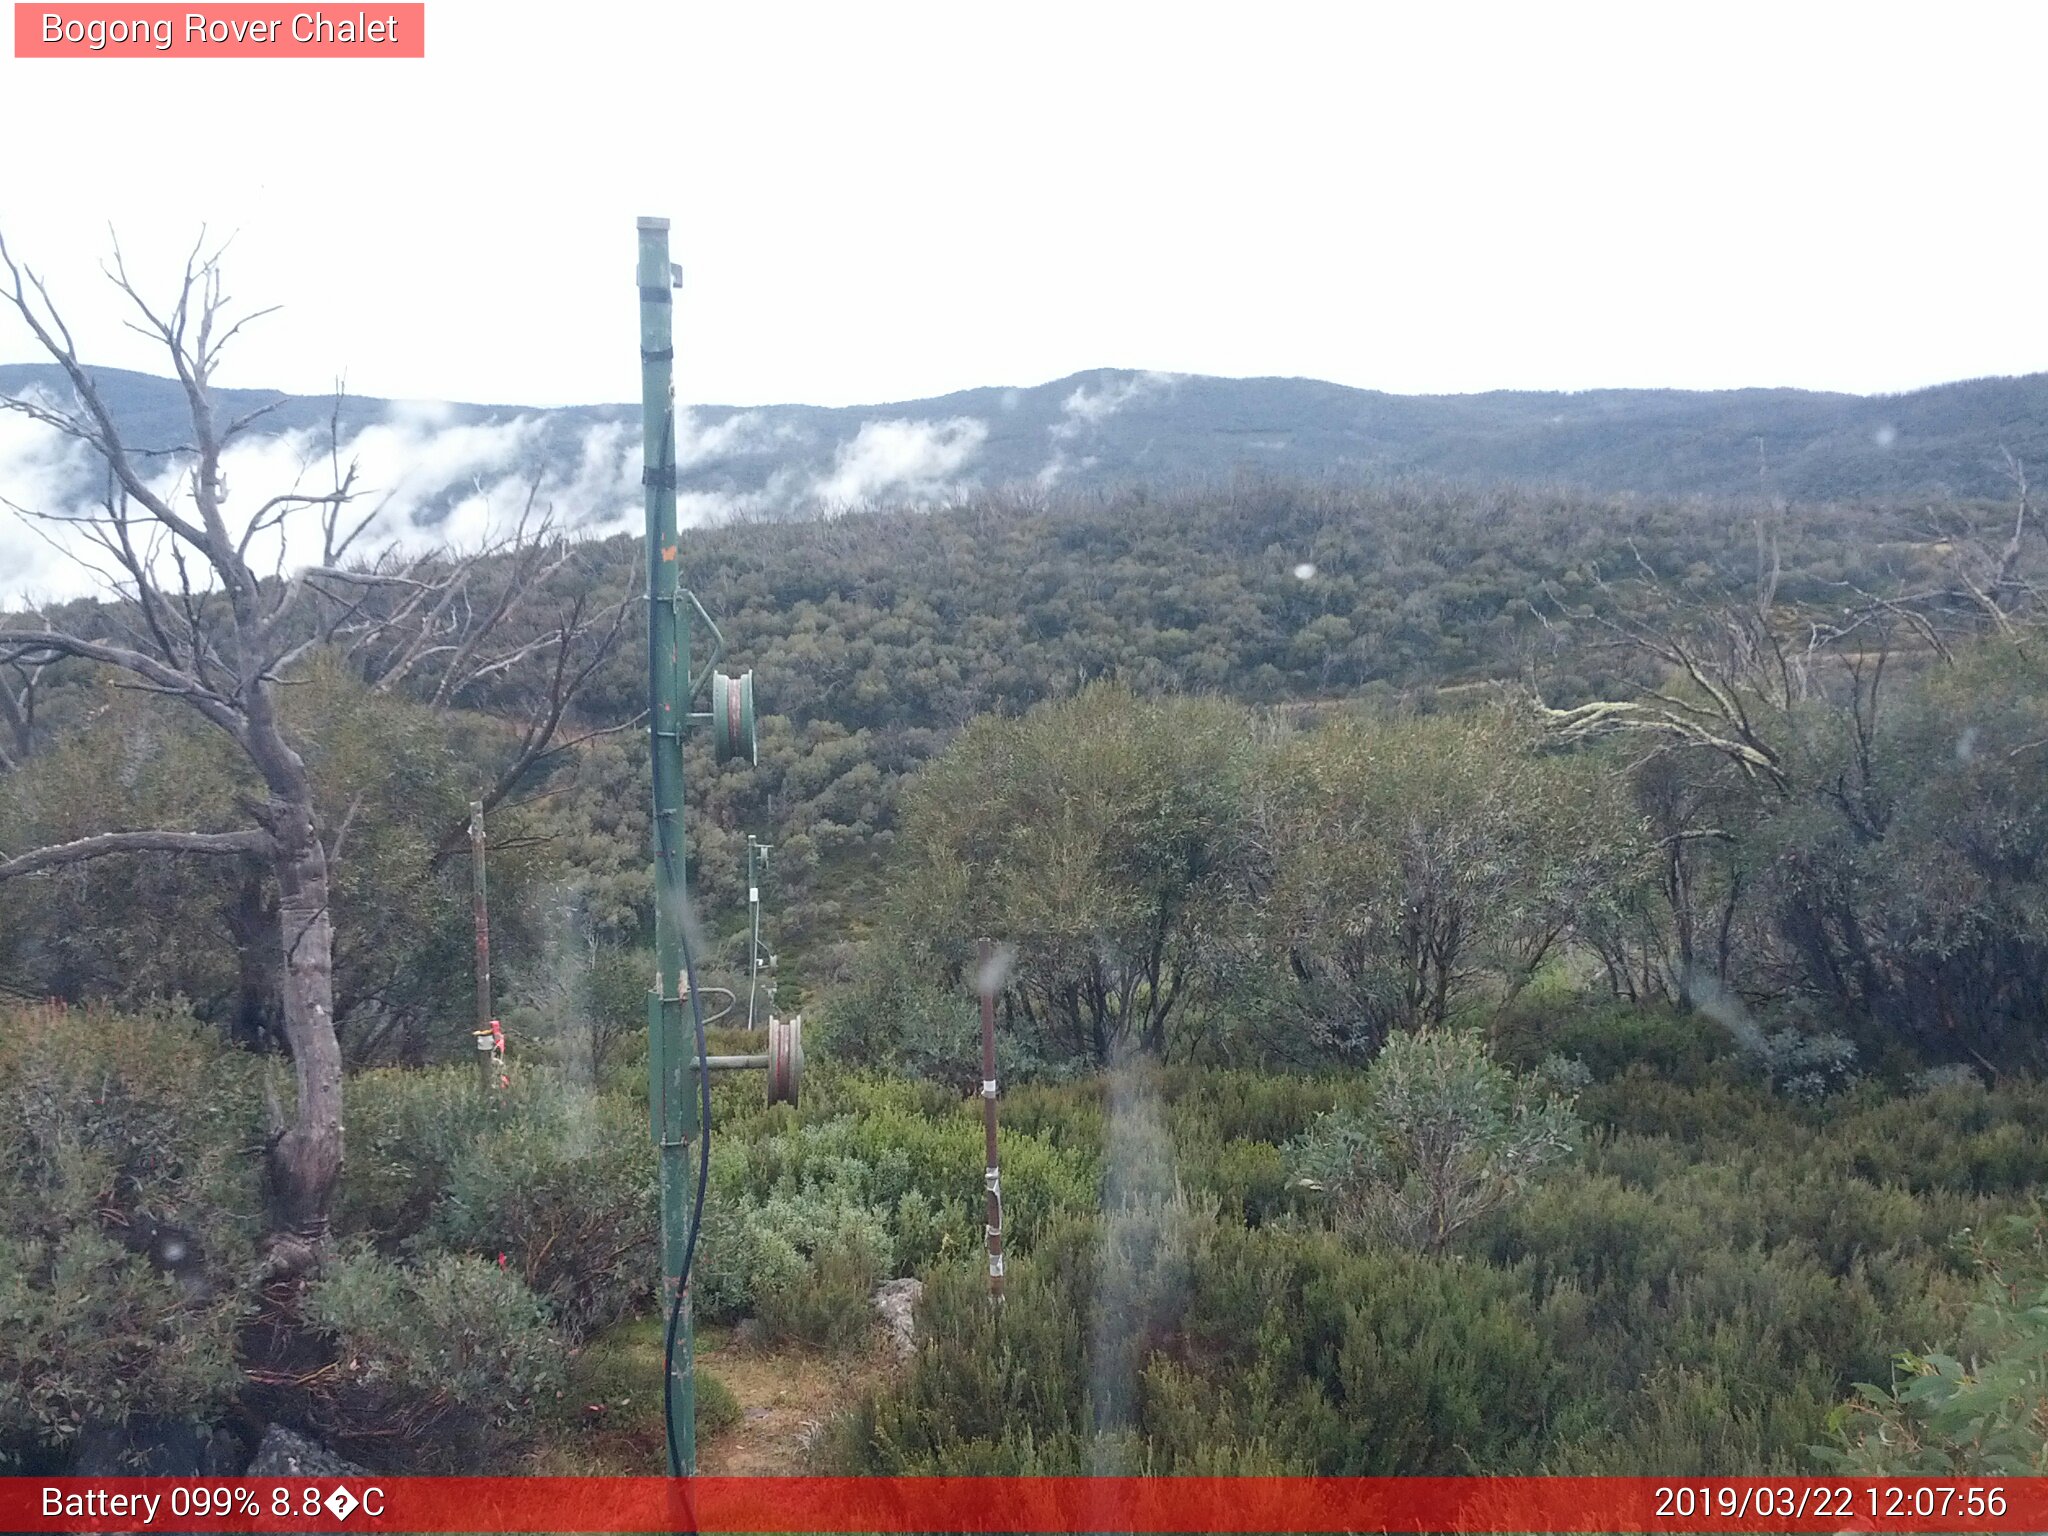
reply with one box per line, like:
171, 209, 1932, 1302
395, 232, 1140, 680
0, 232, 626, 1250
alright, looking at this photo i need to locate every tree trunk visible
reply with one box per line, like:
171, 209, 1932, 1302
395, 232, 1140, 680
226, 865, 284, 1052
268, 802, 343, 1240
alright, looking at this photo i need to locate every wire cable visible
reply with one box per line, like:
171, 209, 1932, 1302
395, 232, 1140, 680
662, 915, 714, 1478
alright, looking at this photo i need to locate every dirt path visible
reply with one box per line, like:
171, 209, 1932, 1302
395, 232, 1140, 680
548, 1316, 899, 1475
696, 1330, 896, 1474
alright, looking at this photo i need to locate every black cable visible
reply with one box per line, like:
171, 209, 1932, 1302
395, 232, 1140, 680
662, 915, 714, 1478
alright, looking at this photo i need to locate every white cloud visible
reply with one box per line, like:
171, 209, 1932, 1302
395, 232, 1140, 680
1050, 370, 1180, 442
0, 391, 641, 604
1, 383, 1002, 608
809, 417, 988, 508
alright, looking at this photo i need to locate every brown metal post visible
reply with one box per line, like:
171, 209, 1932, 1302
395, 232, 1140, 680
470, 799, 493, 1094
978, 937, 1004, 1302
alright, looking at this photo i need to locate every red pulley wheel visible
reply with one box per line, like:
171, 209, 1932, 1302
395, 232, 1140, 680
766, 1013, 803, 1106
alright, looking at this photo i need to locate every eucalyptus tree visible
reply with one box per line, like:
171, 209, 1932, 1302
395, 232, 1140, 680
0, 233, 627, 1250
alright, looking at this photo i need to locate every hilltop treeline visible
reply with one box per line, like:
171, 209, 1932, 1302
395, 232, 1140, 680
2, 476, 2034, 1063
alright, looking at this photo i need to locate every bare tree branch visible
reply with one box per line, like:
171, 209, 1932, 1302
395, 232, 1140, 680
0, 827, 272, 881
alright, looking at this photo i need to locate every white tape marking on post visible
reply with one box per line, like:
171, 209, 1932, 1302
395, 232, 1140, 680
981, 1078, 997, 1098
989, 1254, 1005, 1277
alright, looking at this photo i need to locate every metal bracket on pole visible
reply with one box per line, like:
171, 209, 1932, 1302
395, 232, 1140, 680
683, 590, 726, 694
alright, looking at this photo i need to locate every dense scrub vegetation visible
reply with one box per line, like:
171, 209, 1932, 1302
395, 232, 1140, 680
5, 473, 2048, 1474
9, 992, 2048, 1475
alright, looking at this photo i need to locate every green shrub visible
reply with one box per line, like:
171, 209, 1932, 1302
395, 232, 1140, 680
696, 1074, 1098, 1313
0, 1227, 244, 1464
1188, 1137, 1295, 1226
335, 1064, 554, 1242
829, 1217, 1094, 1472
1821, 1212, 2048, 1474
820, 967, 997, 1094
303, 1246, 571, 1469
1290, 1028, 1581, 1252
1159, 1066, 1345, 1144
696, 1368, 742, 1439
339, 1066, 658, 1337
758, 1231, 887, 1352
426, 1089, 656, 1337
696, 1171, 895, 1328
0, 1002, 258, 1464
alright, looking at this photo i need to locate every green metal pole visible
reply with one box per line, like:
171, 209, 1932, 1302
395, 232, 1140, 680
638, 214, 697, 1477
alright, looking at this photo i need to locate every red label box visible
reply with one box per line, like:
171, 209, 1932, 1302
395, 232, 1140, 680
14, 3, 425, 56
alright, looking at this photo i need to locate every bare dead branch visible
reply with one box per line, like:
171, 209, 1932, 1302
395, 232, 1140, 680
0, 826, 272, 882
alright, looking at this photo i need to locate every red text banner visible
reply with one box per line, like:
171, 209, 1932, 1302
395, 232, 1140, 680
1, 1476, 2041, 1533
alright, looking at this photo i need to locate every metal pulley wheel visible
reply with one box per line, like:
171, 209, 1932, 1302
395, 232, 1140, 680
711, 669, 757, 765
766, 1013, 803, 1106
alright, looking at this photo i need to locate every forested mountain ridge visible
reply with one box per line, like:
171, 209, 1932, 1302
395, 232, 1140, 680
4, 361, 2045, 514
5, 469, 2028, 1051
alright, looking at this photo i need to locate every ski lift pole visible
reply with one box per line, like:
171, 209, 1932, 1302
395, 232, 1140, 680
637, 217, 778, 1481
638, 215, 698, 1478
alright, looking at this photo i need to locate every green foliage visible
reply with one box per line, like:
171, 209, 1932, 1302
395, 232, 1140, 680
336, 1064, 556, 1242
820, 966, 993, 1094
1572, 637, 2048, 1073
284, 658, 559, 1064
1491, 996, 1734, 1085
303, 1246, 571, 1469
890, 682, 1256, 1066
758, 1231, 888, 1352
695, 1368, 742, 1439
337, 1065, 656, 1337
1822, 1213, 2048, 1474
0, 1001, 258, 1462
693, 1071, 1098, 1324
0, 689, 245, 1013
694, 1176, 895, 1329
425, 1089, 656, 1337
822, 1049, 2048, 1477
1289, 1028, 1581, 1253
1255, 708, 1636, 1054
0, 1226, 245, 1465
335, 1064, 655, 1343
0, 656, 557, 1064
11, 460, 2048, 1480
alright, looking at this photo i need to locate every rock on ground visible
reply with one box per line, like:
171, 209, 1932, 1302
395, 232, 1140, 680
872, 1277, 923, 1360
246, 1424, 371, 1478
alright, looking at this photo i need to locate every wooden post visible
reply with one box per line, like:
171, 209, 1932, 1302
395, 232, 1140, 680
469, 799, 493, 1094
978, 937, 1004, 1303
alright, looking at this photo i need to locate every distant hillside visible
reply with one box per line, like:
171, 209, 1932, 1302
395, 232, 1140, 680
4, 362, 2046, 522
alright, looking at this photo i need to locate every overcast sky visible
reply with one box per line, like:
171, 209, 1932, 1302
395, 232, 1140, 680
2, 1, 2044, 409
